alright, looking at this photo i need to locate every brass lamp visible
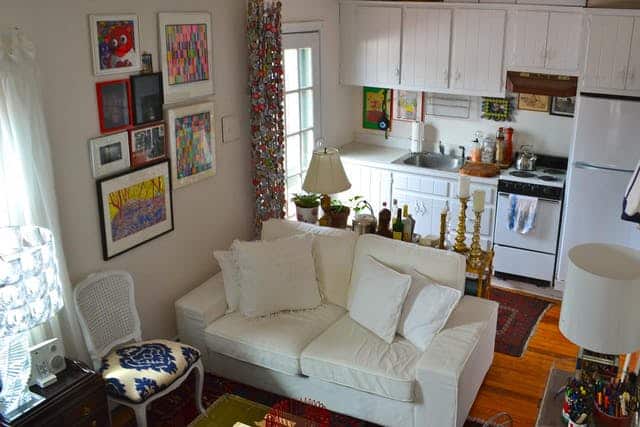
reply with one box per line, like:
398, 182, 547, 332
302, 147, 351, 227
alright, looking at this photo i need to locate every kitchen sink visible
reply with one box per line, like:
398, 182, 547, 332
397, 152, 464, 172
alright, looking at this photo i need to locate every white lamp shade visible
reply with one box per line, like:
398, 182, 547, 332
559, 243, 640, 354
302, 147, 351, 195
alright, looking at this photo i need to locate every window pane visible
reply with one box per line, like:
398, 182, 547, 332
285, 92, 300, 135
301, 130, 314, 172
286, 134, 301, 177
299, 48, 313, 89
284, 49, 299, 92
286, 175, 302, 216
300, 89, 314, 130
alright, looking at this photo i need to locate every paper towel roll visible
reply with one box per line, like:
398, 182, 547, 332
411, 121, 423, 153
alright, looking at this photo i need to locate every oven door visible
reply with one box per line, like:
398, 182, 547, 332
494, 192, 562, 254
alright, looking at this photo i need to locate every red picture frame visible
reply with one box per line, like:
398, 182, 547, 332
96, 79, 133, 134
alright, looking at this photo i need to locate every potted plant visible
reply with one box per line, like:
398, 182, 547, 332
328, 199, 351, 229
292, 193, 321, 224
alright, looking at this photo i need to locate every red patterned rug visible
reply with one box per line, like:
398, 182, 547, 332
490, 287, 553, 357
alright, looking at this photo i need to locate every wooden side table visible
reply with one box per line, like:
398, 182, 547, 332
465, 249, 494, 299
1, 359, 109, 427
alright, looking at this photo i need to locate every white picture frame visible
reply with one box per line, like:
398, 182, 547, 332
158, 12, 214, 104
89, 14, 142, 76
166, 102, 216, 189
393, 90, 424, 122
89, 131, 131, 178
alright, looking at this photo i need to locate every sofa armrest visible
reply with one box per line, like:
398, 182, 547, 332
175, 273, 227, 352
414, 296, 499, 427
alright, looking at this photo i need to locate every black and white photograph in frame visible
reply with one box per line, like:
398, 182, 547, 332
550, 96, 576, 117
131, 72, 164, 125
89, 131, 131, 178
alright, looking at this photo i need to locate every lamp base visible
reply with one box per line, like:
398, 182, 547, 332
0, 390, 45, 423
318, 194, 332, 227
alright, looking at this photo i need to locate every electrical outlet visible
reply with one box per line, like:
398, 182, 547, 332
221, 115, 240, 143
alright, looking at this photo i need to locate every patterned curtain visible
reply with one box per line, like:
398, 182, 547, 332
248, 0, 286, 236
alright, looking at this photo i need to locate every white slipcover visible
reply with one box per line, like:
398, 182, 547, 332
301, 315, 420, 402
204, 303, 345, 376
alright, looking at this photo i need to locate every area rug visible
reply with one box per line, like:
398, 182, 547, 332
491, 287, 553, 357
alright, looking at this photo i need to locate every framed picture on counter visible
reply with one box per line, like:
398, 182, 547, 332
392, 90, 423, 122
550, 96, 576, 117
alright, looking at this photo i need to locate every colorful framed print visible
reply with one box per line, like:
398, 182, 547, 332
481, 97, 513, 122
130, 73, 164, 125
129, 123, 166, 168
393, 90, 423, 122
167, 102, 216, 189
550, 96, 576, 117
89, 14, 141, 76
158, 13, 214, 104
362, 87, 392, 131
96, 79, 133, 133
517, 93, 550, 113
97, 160, 173, 260
89, 131, 131, 178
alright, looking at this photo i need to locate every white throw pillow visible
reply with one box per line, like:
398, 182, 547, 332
234, 234, 322, 318
397, 270, 462, 351
348, 256, 411, 343
213, 249, 241, 313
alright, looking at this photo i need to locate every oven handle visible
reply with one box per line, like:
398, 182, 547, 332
498, 192, 561, 204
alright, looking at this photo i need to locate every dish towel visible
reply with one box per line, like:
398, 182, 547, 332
508, 194, 538, 234
623, 160, 640, 224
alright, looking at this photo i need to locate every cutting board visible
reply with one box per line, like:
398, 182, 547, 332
459, 162, 500, 178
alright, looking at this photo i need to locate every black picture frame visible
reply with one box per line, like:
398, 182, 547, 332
130, 72, 164, 126
550, 96, 576, 118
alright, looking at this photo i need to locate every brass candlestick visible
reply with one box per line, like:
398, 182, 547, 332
439, 211, 447, 250
453, 197, 469, 253
468, 210, 484, 269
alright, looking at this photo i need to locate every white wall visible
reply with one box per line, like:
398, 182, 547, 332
2, 0, 253, 348
352, 91, 576, 157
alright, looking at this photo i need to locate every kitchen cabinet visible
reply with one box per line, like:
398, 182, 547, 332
450, 9, 506, 96
546, 12, 583, 71
342, 161, 393, 215
506, 10, 549, 69
626, 18, 640, 91
339, 3, 402, 87
401, 7, 452, 90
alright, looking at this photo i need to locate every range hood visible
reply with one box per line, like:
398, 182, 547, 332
506, 72, 578, 97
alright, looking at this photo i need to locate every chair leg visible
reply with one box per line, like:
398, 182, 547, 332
134, 404, 148, 427
194, 359, 206, 415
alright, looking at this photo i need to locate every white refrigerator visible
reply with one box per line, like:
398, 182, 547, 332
556, 94, 640, 290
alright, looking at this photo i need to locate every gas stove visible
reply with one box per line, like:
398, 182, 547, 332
501, 167, 567, 188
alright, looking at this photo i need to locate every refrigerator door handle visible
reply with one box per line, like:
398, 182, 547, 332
574, 161, 634, 174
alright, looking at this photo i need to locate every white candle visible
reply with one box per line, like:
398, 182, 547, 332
458, 175, 470, 198
473, 190, 486, 212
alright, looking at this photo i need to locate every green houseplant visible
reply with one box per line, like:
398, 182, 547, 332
292, 193, 321, 224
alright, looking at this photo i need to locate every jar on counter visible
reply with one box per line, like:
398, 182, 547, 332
470, 138, 482, 162
481, 136, 496, 164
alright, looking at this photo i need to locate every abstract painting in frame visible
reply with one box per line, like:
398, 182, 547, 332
167, 102, 216, 189
129, 122, 167, 168
97, 160, 173, 260
89, 14, 141, 76
158, 12, 214, 104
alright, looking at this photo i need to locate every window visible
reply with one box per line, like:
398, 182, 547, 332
282, 31, 321, 216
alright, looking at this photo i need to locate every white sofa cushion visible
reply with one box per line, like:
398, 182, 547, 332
213, 250, 240, 313
261, 219, 358, 308
349, 256, 411, 343
300, 315, 420, 402
205, 303, 345, 376
234, 234, 322, 317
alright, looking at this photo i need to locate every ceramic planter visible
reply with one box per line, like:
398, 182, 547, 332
295, 205, 319, 224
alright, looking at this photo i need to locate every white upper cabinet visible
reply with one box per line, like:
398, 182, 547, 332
450, 9, 506, 96
546, 12, 583, 72
626, 18, 640, 92
401, 8, 452, 90
339, 3, 402, 87
583, 14, 634, 92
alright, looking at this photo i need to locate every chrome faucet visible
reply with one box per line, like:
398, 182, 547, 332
458, 145, 466, 162
439, 141, 445, 155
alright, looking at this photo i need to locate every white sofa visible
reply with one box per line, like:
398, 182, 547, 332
175, 220, 498, 427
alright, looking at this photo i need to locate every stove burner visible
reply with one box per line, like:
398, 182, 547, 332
510, 171, 535, 178
538, 175, 558, 182
542, 168, 565, 175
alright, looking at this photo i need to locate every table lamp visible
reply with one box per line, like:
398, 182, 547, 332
0, 226, 64, 422
302, 146, 351, 227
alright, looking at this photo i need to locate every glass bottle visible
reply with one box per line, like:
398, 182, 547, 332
481, 135, 496, 164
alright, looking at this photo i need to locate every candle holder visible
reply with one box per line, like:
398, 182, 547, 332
453, 196, 469, 253
439, 210, 448, 250
468, 210, 484, 269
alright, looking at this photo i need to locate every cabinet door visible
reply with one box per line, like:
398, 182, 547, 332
583, 15, 634, 91
626, 17, 640, 91
340, 4, 402, 87
506, 10, 549, 69
402, 8, 452, 90
393, 191, 440, 237
450, 9, 506, 95
546, 12, 583, 72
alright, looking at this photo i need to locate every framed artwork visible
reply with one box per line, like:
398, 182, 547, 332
517, 93, 550, 112
97, 160, 174, 260
481, 97, 513, 122
158, 12, 214, 104
129, 123, 167, 168
550, 96, 576, 117
130, 72, 164, 125
141, 52, 153, 74
362, 87, 392, 131
393, 90, 423, 122
96, 79, 133, 133
89, 131, 131, 178
167, 102, 216, 189
89, 14, 141, 76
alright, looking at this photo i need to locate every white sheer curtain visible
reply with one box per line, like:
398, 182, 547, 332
0, 27, 87, 361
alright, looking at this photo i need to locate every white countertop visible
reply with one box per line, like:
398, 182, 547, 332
339, 142, 500, 186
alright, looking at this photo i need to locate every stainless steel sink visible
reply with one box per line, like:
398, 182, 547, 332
397, 152, 464, 172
